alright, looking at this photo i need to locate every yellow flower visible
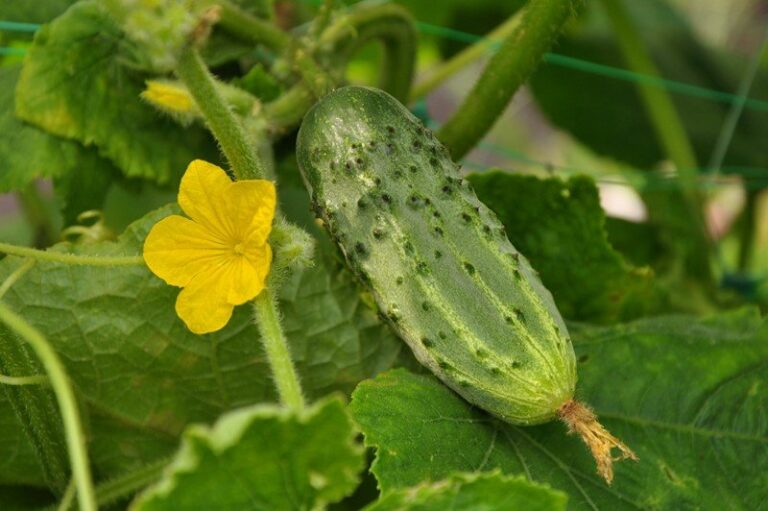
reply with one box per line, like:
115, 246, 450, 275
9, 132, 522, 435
143, 160, 276, 334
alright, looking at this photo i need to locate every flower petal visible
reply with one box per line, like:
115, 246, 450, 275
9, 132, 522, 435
143, 215, 228, 287
177, 160, 235, 238
175, 262, 235, 334
228, 244, 272, 305
226, 179, 276, 245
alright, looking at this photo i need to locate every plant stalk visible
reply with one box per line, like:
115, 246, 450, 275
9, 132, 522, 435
0, 243, 143, 266
318, 3, 417, 103
0, 303, 96, 511
600, 0, 713, 284
410, 11, 524, 102
437, 0, 580, 159
210, 0, 334, 102
176, 47, 266, 180
253, 289, 305, 411
263, 84, 315, 136
599, 0, 698, 183
59, 457, 170, 510
0, 373, 48, 385
203, 0, 289, 51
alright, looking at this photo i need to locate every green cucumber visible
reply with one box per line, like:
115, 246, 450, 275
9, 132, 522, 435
297, 86, 634, 482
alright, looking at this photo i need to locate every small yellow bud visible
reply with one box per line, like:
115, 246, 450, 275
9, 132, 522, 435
141, 80, 196, 114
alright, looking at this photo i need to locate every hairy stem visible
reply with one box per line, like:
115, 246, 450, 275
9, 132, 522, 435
318, 3, 417, 103
263, 3, 417, 134
410, 11, 524, 102
177, 47, 265, 180
437, 0, 580, 159
210, 0, 333, 101
0, 243, 143, 266
263, 84, 315, 136
253, 289, 305, 411
0, 304, 96, 511
200, 0, 289, 51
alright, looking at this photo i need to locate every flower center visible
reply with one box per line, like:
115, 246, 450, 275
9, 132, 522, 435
233, 243, 246, 255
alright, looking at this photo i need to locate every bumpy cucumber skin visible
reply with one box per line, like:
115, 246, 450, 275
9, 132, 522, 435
297, 86, 576, 425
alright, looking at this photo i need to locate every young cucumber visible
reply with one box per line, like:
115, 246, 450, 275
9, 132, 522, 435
297, 86, 634, 483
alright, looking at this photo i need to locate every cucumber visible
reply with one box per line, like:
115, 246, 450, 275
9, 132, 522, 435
297, 86, 633, 481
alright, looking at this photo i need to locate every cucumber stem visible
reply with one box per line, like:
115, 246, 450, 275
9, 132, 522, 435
437, 0, 580, 159
0, 243, 143, 266
558, 400, 637, 485
253, 290, 306, 411
176, 46, 266, 180
318, 3, 417, 103
203, 0, 290, 51
410, 10, 524, 103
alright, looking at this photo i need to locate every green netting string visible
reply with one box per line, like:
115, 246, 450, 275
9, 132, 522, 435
0, 20, 39, 32
0, 47, 25, 56
3, 12, 768, 113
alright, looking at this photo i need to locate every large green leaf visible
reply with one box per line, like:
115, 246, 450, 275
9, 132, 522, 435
529, 0, 768, 172
351, 309, 768, 510
0, 391, 52, 486
0, 204, 404, 486
132, 397, 363, 511
470, 172, 660, 321
15, 0, 219, 184
0, 65, 115, 199
364, 472, 567, 511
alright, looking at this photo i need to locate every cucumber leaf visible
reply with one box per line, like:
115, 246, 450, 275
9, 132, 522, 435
0, 205, 404, 486
470, 172, 661, 322
14, 0, 220, 184
1, 65, 137, 225
363, 472, 567, 511
0, 66, 114, 198
132, 397, 363, 511
351, 308, 768, 510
